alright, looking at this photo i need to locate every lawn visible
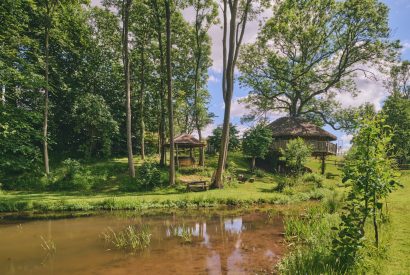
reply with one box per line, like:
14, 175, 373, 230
0, 153, 340, 213
381, 170, 410, 274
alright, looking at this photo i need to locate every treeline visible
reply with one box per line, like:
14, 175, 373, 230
0, 0, 216, 180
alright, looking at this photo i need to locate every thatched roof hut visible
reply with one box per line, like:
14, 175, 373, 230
165, 134, 205, 148
164, 134, 205, 167
268, 117, 336, 141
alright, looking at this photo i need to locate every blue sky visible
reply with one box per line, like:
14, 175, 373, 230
203, 0, 410, 150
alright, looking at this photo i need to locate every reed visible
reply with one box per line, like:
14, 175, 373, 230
102, 225, 151, 252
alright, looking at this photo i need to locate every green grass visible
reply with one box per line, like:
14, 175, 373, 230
0, 153, 343, 213
380, 170, 410, 274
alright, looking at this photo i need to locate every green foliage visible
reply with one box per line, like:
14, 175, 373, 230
332, 115, 400, 269
242, 124, 272, 170
279, 207, 342, 274
238, 0, 399, 124
72, 93, 119, 159
51, 159, 93, 191
382, 92, 410, 164
207, 124, 240, 153
280, 138, 312, 174
122, 161, 163, 191
0, 105, 42, 178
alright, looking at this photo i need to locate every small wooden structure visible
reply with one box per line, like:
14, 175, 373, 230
186, 180, 209, 191
267, 117, 337, 174
164, 134, 206, 167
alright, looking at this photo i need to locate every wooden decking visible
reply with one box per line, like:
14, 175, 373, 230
271, 140, 337, 155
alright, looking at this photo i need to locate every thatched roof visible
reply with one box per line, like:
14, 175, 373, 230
268, 117, 337, 141
165, 134, 205, 148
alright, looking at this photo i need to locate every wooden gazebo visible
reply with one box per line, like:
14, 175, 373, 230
164, 134, 206, 167
267, 117, 337, 174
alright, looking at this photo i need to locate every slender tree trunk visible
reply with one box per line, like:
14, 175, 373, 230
251, 156, 256, 171
123, 0, 135, 177
1, 85, 5, 105
152, 0, 167, 166
213, 0, 238, 188
373, 193, 379, 247
43, 23, 50, 175
139, 45, 145, 160
193, 8, 204, 166
165, 0, 175, 185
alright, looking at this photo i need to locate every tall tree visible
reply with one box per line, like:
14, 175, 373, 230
213, 0, 266, 188
122, 0, 136, 177
39, 0, 60, 175
151, 0, 168, 166
190, 0, 218, 166
238, 0, 399, 127
165, 0, 175, 185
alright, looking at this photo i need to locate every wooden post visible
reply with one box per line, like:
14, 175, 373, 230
321, 153, 326, 175
176, 144, 179, 168
164, 146, 167, 165
201, 146, 205, 167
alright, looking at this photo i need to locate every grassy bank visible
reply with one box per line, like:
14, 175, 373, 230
381, 171, 410, 274
0, 153, 342, 213
278, 170, 410, 274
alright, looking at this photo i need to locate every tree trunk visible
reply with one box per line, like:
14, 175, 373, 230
373, 193, 379, 247
193, 8, 204, 167
321, 154, 326, 175
165, 0, 175, 185
43, 23, 50, 175
139, 44, 145, 160
123, 0, 135, 177
1, 85, 5, 105
152, 0, 167, 166
213, 0, 238, 188
251, 156, 256, 171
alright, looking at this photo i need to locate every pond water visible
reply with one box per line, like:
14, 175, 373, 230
0, 209, 285, 275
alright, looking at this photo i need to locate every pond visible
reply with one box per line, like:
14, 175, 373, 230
0, 209, 286, 275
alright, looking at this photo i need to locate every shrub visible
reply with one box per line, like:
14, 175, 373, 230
51, 159, 92, 191
280, 138, 312, 175
302, 173, 324, 188
253, 168, 265, 178
123, 161, 162, 191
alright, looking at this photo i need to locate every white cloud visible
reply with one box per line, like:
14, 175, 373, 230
335, 67, 389, 111
402, 41, 410, 53
230, 97, 251, 118
208, 74, 218, 83
201, 123, 217, 138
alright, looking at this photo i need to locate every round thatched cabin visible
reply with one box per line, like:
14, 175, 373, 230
263, 117, 337, 174
164, 134, 206, 167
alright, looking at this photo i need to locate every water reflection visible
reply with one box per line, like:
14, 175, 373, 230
0, 210, 285, 275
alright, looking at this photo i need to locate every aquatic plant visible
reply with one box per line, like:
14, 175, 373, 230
170, 224, 193, 243
102, 225, 151, 252
40, 235, 56, 254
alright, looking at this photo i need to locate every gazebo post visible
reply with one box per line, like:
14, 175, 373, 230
176, 144, 179, 168
200, 146, 205, 167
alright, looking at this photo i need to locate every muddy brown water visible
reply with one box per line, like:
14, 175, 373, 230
0, 210, 286, 275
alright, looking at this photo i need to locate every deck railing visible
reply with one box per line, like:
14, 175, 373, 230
271, 140, 337, 155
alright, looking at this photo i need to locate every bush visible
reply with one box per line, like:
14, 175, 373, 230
122, 161, 162, 191
253, 168, 265, 178
302, 173, 324, 188
51, 159, 92, 191
280, 138, 312, 175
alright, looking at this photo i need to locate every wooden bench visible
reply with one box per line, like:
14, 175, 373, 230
186, 180, 209, 192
